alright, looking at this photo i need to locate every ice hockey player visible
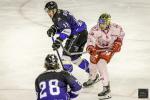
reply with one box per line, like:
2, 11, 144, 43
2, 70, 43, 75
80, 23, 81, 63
83, 13, 125, 99
35, 54, 82, 100
44, 1, 90, 74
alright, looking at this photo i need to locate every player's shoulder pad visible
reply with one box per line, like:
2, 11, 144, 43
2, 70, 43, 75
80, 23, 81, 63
111, 23, 122, 29
35, 71, 45, 82
91, 24, 99, 31
57, 9, 67, 17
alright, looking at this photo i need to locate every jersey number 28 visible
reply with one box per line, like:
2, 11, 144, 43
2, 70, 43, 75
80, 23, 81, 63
39, 79, 60, 99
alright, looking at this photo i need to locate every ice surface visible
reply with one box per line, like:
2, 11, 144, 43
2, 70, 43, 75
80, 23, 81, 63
0, 0, 150, 100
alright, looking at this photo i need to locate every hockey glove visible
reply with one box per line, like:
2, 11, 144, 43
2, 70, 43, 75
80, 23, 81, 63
86, 45, 96, 55
112, 41, 121, 52
90, 54, 100, 64
47, 25, 57, 37
52, 37, 63, 50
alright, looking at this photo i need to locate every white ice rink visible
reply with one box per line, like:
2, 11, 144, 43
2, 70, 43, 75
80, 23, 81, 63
0, 0, 150, 100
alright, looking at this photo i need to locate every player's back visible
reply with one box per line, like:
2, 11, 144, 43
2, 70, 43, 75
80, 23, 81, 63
35, 70, 70, 100
52, 9, 87, 34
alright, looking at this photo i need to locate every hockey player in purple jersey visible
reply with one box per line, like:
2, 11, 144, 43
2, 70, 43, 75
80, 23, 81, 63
44, 1, 91, 74
35, 54, 82, 100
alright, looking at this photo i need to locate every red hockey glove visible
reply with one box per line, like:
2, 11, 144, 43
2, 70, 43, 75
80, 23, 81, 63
112, 42, 122, 52
86, 45, 96, 55
90, 54, 100, 64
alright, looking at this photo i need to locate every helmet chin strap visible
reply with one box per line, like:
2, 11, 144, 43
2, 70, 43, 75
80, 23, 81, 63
100, 20, 111, 30
51, 9, 57, 18
100, 24, 110, 31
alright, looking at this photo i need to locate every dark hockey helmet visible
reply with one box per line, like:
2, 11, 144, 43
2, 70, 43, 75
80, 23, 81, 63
44, 54, 59, 70
44, 1, 58, 12
98, 13, 111, 24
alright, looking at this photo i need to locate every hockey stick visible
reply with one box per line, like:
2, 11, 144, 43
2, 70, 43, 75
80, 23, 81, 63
59, 43, 74, 55
51, 36, 65, 70
60, 43, 113, 56
59, 42, 87, 55
69, 49, 113, 55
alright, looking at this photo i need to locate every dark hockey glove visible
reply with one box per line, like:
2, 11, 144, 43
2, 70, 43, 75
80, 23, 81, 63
52, 37, 63, 50
47, 25, 57, 37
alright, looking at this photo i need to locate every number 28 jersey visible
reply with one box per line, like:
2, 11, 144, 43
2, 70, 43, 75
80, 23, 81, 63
35, 70, 82, 100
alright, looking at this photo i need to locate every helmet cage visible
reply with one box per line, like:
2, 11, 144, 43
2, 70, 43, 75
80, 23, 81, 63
44, 54, 59, 70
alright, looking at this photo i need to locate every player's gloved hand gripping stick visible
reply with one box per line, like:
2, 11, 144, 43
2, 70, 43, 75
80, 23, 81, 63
59, 43, 112, 56
51, 36, 65, 70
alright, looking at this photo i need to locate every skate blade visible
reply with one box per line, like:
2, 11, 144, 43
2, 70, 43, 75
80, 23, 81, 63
95, 78, 101, 83
98, 94, 111, 100
82, 84, 94, 88
83, 78, 101, 88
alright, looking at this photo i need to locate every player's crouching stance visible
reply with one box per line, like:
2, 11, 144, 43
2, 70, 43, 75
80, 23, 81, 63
35, 54, 82, 100
83, 13, 125, 99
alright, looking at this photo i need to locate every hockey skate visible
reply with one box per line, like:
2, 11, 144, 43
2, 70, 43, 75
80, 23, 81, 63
98, 85, 111, 100
83, 74, 100, 87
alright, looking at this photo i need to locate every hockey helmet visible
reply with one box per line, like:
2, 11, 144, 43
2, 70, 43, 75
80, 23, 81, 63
44, 1, 58, 12
44, 54, 59, 70
98, 13, 111, 25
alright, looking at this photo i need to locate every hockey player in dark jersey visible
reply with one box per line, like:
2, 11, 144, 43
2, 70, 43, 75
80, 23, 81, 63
44, 1, 91, 74
35, 54, 82, 100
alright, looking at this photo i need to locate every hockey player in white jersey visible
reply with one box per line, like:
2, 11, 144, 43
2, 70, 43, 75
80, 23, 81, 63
83, 13, 125, 99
